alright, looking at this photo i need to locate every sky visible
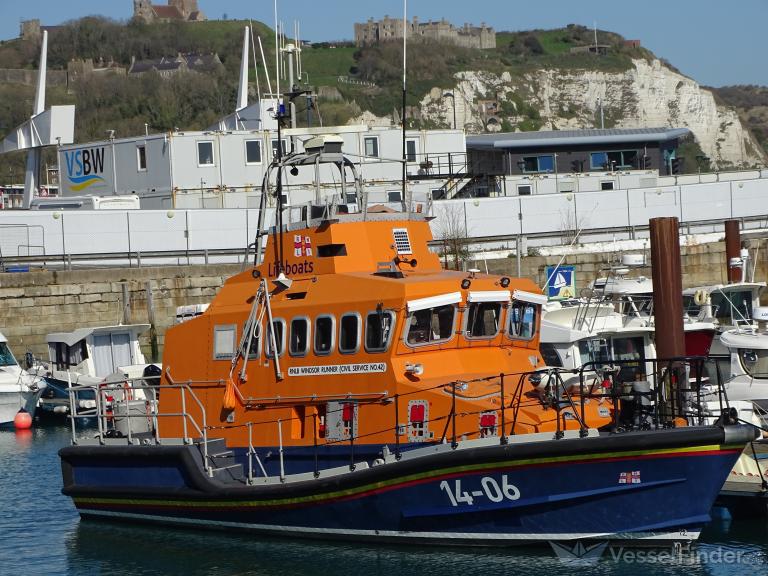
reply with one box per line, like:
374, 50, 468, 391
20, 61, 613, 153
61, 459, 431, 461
0, 0, 764, 87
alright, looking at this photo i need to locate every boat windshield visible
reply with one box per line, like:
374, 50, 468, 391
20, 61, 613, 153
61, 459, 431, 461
507, 301, 536, 340
739, 349, 768, 379
406, 304, 455, 346
711, 290, 753, 326
465, 302, 502, 338
0, 342, 17, 367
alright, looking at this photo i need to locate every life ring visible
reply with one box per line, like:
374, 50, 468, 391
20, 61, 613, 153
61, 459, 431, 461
693, 289, 708, 306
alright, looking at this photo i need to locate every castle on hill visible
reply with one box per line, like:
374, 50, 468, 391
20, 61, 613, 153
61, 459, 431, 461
355, 16, 495, 50
132, 0, 206, 23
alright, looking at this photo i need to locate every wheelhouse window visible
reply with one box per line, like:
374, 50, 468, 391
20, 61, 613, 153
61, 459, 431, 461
314, 315, 335, 356
739, 349, 768, 378
365, 311, 396, 353
578, 338, 611, 366
508, 301, 537, 340
540, 343, 563, 367
0, 342, 16, 366
197, 141, 215, 166
406, 304, 455, 346
245, 140, 262, 164
265, 319, 286, 358
289, 317, 309, 357
711, 290, 753, 326
521, 155, 554, 174
213, 325, 236, 359
339, 313, 361, 354
364, 136, 379, 158
465, 302, 502, 339
136, 145, 147, 171
612, 336, 646, 382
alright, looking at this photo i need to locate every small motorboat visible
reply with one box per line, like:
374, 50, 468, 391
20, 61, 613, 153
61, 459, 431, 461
0, 331, 45, 425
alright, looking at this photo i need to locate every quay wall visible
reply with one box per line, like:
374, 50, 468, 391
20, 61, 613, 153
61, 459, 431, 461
0, 238, 766, 359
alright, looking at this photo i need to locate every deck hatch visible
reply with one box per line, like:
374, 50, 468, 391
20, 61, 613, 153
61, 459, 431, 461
392, 228, 412, 255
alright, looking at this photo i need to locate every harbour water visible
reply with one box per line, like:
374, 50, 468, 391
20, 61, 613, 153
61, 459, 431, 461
3, 422, 768, 576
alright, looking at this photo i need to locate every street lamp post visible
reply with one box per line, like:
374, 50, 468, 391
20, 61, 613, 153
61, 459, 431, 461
443, 92, 457, 130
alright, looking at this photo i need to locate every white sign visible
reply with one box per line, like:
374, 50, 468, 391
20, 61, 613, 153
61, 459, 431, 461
287, 363, 387, 377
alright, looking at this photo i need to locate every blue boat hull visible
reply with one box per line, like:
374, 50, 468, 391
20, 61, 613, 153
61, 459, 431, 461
60, 426, 750, 545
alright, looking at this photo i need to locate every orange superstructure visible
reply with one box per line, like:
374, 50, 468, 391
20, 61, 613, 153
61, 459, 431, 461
159, 213, 612, 452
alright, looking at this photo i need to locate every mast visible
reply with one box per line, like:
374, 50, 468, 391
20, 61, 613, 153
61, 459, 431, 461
401, 0, 408, 214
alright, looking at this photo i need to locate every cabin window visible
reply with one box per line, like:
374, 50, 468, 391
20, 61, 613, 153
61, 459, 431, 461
246, 323, 261, 358
517, 185, 532, 196
314, 315, 335, 356
739, 349, 768, 378
405, 304, 455, 346
612, 336, 646, 382
578, 338, 611, 367
540, 343, 563, 367
339, 313, 361, 354
197, 141, 215, 166
465, 302, 502, 339
68, 340, 87, 366
365, 311, 396, 353
600, 181, 614, 191
364, 136, 379, 158
265, 319, 286, 358
507, 301, 537, 340
136, 145, 147, 171
213, 325, 236, 359
521, 155, 554, 174
289, 317, 310, 357
0, 342, 16, 367
245, 140, 262, 164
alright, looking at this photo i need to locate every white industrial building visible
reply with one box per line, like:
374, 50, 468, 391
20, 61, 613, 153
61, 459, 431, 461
56, 125, 466, 209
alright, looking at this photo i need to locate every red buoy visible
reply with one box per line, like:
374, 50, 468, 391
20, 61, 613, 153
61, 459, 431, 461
14, 409, 32, 430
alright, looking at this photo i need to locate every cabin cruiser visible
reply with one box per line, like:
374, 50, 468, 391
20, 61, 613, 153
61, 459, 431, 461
34, 324, 159, 416
589, 254, 717, 357
0, 331, 45, 425
59, 135, 755, 546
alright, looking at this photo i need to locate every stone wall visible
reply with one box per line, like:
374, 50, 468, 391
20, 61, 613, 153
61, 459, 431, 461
0, 238, 765, 360
0, 264, 240, 360
485, 239, 767, 295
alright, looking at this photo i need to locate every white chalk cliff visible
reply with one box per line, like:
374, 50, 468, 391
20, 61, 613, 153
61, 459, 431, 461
358, 59, 764, 168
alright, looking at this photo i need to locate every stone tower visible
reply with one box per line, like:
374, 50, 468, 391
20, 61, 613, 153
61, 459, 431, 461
133, 0, 154, 23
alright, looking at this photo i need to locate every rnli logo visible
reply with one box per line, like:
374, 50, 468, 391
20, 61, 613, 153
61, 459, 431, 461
294, 235, 312, 257
64, 147, 106, 191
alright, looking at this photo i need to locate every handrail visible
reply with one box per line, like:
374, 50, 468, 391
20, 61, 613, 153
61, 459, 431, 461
66, 355, 734, 482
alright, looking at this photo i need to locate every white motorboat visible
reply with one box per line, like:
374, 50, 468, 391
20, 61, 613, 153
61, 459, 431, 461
0, 331, 45, 425
34, 324, 160, 416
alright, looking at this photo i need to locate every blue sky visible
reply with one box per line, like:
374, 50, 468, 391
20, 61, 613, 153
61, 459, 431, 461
0, 0, 764, 87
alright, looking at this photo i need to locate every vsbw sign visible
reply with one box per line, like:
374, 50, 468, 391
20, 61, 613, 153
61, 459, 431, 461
63, 147, 106, 191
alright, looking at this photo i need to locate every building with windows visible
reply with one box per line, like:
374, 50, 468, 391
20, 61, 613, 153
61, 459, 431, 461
457, 127, 690, 197
55, 126, 465, 209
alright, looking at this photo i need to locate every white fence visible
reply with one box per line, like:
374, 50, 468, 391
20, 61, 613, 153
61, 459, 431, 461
0, 174, 766, 265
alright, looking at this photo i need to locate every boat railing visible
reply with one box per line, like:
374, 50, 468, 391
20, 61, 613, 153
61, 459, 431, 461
67, 355, 736, 483
66, 372, 214, 476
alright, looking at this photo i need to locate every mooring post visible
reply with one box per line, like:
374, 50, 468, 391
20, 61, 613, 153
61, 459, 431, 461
649, 217, 686, 423
724, 219, 742, 284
